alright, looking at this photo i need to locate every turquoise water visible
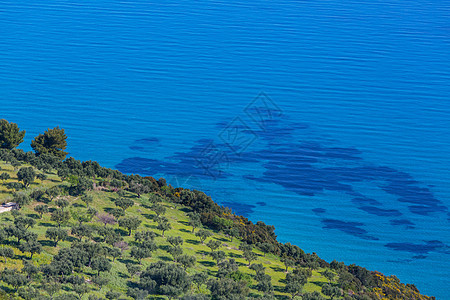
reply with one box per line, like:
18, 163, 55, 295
1, 1, 450, 298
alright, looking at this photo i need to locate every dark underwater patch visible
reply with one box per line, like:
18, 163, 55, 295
256, 202, 266, 206
385, 240, 448, 256
358, 206, 402, 217
129, 137, 161, 151
321, 219, 378, 240
312, 208, 326, 214
390, 219, 415, 229
351, 196, 382, 206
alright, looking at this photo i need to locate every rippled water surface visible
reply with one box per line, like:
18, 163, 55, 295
1, 1, 449, 298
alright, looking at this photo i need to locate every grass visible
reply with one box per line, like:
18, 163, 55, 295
0, 161, 336, 299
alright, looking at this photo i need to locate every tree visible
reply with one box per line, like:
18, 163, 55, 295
206, 239, 221, 252
210, 250, 226, 264
258, 242, 275, 257
92, 275, 110, 290
195, 229, 212, 244
167, 236, 183, 247
13, 192, 31, 208
0, 119, 25, 149
36, 173, 48, 182
152, 204, 166, 217
134, 230, 156, 243
250, 263, 265, 275
31, 126, 68, 160
191, 272, 208, 293
71, 224, 94, 241
256, 273, 274, 295
119, 216, 142, 236
187, 212, 201, 233
106, 290, 122, 300
0, 247, 14, 263
0, 172, 10, 183
337, 271, 353, 289
19, 240, 42, 259
115, 197, 134, 211
177, 254, 196, 270
34, 204, 49, 219
6, 182, 23, 192
55, 198, 70, 211
43, 281, 62, 299
71, 208, 93, 225
139, 261, 191, 299
281, 256, 295, 272
17, 286, 39, 300
0, 268, 29, 291
322, 284, 342, 300
284, 271, 307, 299
110, 208, 125, 220
323, 269, 336, 283
126, 263, 141, 278
46, 186, 61, 201
129, 181, 149, 198
81, 194, 93, 208
73, 284, 90, 299
156, 216, 171, 237
114, 241, 129, 256
91, 256, 111, 276
108, 247, 121, 262
167, 245, 183, 262
96, 213, 117, 226
127, 287, 148, 300
207, 277, 249, 299
45, 228, 68, 246
51, 209, 71, 228
130, 246, 152, 264
243, 250, 257, 266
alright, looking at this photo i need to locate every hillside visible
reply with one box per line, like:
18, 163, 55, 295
0, 149, 436, 300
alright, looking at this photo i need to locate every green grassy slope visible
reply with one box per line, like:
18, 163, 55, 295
0, 161, 333, 299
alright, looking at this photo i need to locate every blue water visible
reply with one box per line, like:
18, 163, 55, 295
1, 0, 450, 298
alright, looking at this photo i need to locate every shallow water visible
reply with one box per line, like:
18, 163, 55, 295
1, 0, 449, 298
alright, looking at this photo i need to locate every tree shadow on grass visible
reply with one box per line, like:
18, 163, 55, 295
159, 245, 170, 251
40, 240, 55, 247
196, 250, 209, 256
186, 239, 200, 245
26, 213, 40, 219
0, 285, 15, 295
157, 255, 173, 262
142, 213, 155, 221
118, 271, 129, 279
310, 281, 328, 288
179, 207, 191, 213
118, 258, 136, 265
228, 252, 242, 259
215, 237, 228, 242
271, 266, 285, 273
199, 260, 215, 268
143, 223, 157, 230
39, 222, 55, 227
179, 228, 191, 233
71, 203, 85, 208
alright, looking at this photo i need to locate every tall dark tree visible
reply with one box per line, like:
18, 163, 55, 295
31, 126, 68, 160
45, 228, 68, 246
119, 216, 142, 236
139, 261, 191, 299
0, 119, 25, 149
17, 167, 36, 188
51, 209, 71, 228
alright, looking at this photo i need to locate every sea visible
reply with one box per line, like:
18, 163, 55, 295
1, 0, 449, 298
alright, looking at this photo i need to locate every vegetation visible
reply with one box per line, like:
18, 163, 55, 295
0, 119, 436, 299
